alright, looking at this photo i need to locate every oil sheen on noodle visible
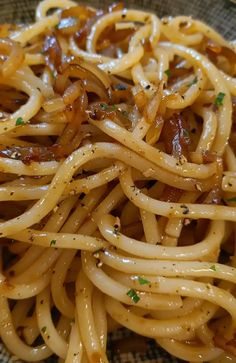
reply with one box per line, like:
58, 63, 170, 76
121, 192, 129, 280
0, 0, 235, 362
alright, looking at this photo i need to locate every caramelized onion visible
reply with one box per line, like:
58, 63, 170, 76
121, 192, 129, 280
74, 9, 103, 48
232, 96, 236, 124
0, 24, 13, 38
146, 114, 164, 145
98, 24, 135, 49
111, 88, 132, 104
55, 59, 111, 101
206, 39, 236, 63
78, 59, 111, 90
108, 2, 125, 12
61, 5, 96, 20
0, 145, 70, 164
0, 87, 27, 112
83, 79, 109, 101
160, 185, 183, 203
0, 38, 24, 77
42, 97, 65, 113
161, 113, 190, 159
88, 102, 117, 121
43, 34, 62, 73
87, 102, 130, 129
56, 17, 80, 35
58, 5, 96, 37
214, 335, 236, 356
144, 84, 163, 124
203, 157, 223, 205
63, 80, 82, 105
132, 86, 147, 112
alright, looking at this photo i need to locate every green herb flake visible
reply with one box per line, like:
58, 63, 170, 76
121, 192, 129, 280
110, 104, 117, 111
41, 326, 47, 334
15, 117, 25, 126
50, 240, 56, 247
138, 276, 150, 285
164, 69, 171, 78
100, 103, 109, 110
214, 92, 225, 107
126, 289, 140, 303
52, 70, 57, 79
209, 265, 216, 271
121, 110, 129, 118
100, 103, 117, 111
226, 197, 236, 202
183, 129, 189, 138
187, 76, 198, 87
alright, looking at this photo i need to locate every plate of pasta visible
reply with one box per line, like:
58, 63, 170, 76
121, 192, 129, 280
0, 0, 235, 362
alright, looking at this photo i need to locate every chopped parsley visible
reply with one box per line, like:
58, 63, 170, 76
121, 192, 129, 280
226, 196, 236, 202
164, 69, 171, 78
100, 103, 109, 110
52, 70, 57, 79
183, 129, 189, 138
15, 117, 25, 126
126, 289, 140, 303
214, 92, 225, 107
50, 240, 56, 246
121, 110, 129, 118
41, 326, 47, 334
187, 76, 198, 87
138, 276, 150, 285
209, 265, 216, 271
100, 103, 117, 111
110, 104, 117, 111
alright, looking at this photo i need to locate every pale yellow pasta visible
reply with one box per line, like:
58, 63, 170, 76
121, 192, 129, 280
0, 1, 235, 363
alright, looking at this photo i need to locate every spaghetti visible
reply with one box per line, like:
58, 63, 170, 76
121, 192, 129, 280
0, 0, 235, 362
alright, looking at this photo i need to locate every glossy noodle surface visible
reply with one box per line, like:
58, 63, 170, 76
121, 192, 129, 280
0, 0, 236, 362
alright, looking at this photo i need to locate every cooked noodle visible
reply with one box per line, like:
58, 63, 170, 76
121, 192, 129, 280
0, 1, 235, 362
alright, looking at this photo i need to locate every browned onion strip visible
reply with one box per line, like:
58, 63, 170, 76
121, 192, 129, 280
78, 59, 111, 90
203, 157, 223, 205
0, 145, 69, 164
73, 9, 104, 48
232, 97, 236, 124
160, 185, 183, 203
55, 60, 110, 101
0, 87, 27, 112
0, 38, 24, 77
146, 115, 164, 145
206, 39, 236, 63
56, 17, 80, 36
63, 80, 83, 105
144, 83, 164, 124
61, 5, 96, 20
214, 334, 236, 356
43, 34, 62, 73
69, 59, 111, 98
161, 113, 191, 160
83, 79, 109, 101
